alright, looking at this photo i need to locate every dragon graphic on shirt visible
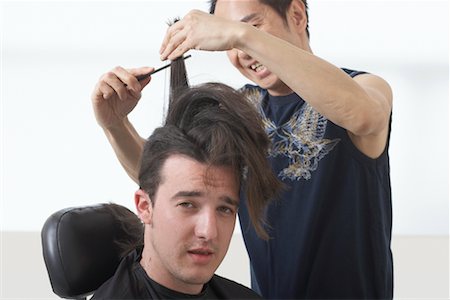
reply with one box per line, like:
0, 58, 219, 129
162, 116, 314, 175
242, 87, 340, 181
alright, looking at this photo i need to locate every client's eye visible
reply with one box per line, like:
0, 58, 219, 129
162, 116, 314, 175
178, 202, 194, 209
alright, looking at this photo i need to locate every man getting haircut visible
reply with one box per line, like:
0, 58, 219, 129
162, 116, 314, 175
92, 54, 281, 299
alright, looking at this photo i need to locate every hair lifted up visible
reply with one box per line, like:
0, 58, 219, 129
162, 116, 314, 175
209, 0, 309, 38
138, 55, 281, 239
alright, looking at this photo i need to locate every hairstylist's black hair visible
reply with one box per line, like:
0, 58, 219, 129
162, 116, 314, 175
209, 0, 309, 38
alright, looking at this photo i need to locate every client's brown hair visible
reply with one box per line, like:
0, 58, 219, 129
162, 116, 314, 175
139, 23, 281, 238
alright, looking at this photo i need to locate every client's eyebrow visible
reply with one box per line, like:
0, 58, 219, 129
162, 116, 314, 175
240, 13, 259, 23
172, 191, 203, 199
172, 191, 239, 208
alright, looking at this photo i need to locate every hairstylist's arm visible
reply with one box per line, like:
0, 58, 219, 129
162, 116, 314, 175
91, 66, 153, 183
160, 9, 392, 159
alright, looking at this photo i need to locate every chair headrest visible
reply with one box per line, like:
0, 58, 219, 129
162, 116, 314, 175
41, 204, 140, 299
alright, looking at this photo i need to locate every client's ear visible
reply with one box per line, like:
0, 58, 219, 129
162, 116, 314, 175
135, 189, 153, 225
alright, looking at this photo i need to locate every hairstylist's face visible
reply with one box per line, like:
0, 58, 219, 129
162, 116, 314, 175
136, 154, 239, 295
215, 0, 303, 96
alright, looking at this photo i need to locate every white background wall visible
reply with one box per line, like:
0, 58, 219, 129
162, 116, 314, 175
1, 0, 449, 298
2, 0, 449, 235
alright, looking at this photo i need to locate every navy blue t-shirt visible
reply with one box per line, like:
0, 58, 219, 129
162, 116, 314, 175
238, 68, 393, 299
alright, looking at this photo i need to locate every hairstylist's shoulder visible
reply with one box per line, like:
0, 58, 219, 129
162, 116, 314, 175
353, 72, 393, 112
344, 69, 393, 158
342, 68, 392, 113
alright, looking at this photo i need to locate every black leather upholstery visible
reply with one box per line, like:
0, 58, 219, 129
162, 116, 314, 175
41, 204, 134, 299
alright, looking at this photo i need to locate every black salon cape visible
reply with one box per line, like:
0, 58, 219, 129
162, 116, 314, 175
92, 247, 262, 299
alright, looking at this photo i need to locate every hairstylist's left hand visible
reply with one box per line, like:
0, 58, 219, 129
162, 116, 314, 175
159, 10, 242, 61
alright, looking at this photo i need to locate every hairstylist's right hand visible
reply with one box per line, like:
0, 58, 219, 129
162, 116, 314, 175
91, 66, 154, 129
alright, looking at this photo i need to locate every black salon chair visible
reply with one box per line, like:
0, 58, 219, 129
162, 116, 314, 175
41, 203, 143, 299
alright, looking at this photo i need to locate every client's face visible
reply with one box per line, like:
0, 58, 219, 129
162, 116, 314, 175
143, 154, 239, 295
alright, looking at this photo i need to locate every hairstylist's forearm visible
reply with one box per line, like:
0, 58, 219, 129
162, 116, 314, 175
103, 118, 145, 183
